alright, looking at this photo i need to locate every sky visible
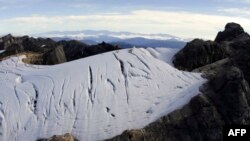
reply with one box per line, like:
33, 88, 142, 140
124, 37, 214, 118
0, 0, 250, 39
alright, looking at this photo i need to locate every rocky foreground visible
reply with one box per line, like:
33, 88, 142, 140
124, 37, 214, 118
107, 23, 250, 141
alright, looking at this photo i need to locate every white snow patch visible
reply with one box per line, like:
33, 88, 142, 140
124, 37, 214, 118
0, 50, 5, 54
0, 48, 206, 141
146, 47, 180, 66
41, 45, 46, 48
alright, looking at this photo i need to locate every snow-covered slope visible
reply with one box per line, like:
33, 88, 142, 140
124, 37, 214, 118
0, 48, 206, 141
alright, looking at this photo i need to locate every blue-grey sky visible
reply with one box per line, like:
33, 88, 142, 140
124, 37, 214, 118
0, 0, 250, 39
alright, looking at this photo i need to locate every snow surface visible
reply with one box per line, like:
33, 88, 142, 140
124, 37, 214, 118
146, 47, 180, 66
0, 50, 5, 54
0, 48, 206, 141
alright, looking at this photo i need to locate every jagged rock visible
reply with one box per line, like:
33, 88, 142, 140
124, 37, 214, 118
37, 133, 78, 141
61, 41, 121, 61
206, 66, 250, 124
43, 45, 67, 65
21, 37, 56, 52
86, 41, 120, 56
173, 23, 250, 71
0, 34, 56, 52
0, 35, 120, 65
231, 39, 250, 83
0, 34, 22, 50
173, 39, 230, 71
215, 22, 250, 42
5, 43, 24, 54
192, 58, 232, 76
58, 40, 89, 61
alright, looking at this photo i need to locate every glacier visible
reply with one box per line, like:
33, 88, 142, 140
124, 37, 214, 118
0, 47, 206, 141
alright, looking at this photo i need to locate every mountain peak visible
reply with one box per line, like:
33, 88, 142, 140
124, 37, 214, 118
215, 22, 250, 42
1, 34, 15, 42
2, 33, 13, 38
225, 22, 244, 31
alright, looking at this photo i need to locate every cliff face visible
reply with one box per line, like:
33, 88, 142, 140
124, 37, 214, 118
107, 23, 250, 141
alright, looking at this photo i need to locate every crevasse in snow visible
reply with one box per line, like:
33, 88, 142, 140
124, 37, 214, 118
0, 48, 206, 141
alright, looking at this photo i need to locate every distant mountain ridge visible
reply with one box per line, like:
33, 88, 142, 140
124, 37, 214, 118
111, 37, 186, 48
36, 30, 187, 48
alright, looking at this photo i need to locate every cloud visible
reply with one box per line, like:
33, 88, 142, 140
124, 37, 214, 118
70, 3, 92, 8
237, 0, 250, 3
218, 8, 250, 17
1, 10, 250, 39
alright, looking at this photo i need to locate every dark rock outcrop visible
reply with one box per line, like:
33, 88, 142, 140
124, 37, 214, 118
0, 35, 120, 65
5, 43, 24, 54
86, 42, 120, 56
173, 39, 230, 71
43, 46, 67, 65
107, 23, 250, 141
0, 34, 57, 53
173, 22, 250, 72
59, 41, 120, 62
0, 34, 23, 50
57, 40, 89, 62
215, 23, 250, 42
231, 39, 250, 83
21, 37, 56, 53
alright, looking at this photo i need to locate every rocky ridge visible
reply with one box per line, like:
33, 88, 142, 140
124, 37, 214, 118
0, 35, 120, 65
